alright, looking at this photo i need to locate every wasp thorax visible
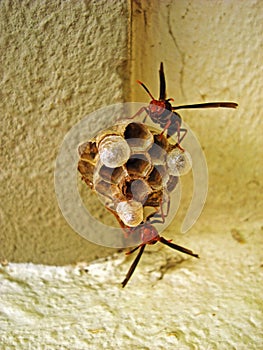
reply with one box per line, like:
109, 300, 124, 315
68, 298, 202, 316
167, 148, 192, 176
98, 135, 130, 168
116, 200, 143, 227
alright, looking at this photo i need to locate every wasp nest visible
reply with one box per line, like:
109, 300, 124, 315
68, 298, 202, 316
78, 122, 191, 227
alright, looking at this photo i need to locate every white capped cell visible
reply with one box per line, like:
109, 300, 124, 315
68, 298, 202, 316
116, 200, 143, 227
167, 148, 192, 176
98, 135, 130, 168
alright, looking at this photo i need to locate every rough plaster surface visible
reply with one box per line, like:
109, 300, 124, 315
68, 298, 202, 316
0, 227, 262, 349
1, 0, 129, 264
131, 0, 263, 232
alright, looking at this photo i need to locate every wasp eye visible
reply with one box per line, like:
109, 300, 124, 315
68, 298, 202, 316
98, 135, 130, 168
167, 149, 192, 176
116, 200, 143, 227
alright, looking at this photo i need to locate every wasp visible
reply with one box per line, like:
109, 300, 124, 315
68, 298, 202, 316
121, 222, 198, 288
133, 62, 238, 142
109, 199, 198, 288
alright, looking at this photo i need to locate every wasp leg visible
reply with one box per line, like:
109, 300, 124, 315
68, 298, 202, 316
131, 106, 149, 121
142, 113, 149, 123
122, 244, 146, 288
162, 195, 170, 220
152, 197, 170, 223
125, 245, 141, 255
143, 196, 170, 224
159, 118, 172, 139
158, 236, 199, 258
179, 128, 188, 143
116, 106, 149, 122
105, 206, 131, 238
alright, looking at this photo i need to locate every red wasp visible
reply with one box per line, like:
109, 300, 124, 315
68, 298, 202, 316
109, 201, 198, 288
133, 62, 238, 142
121, 221, 198, 288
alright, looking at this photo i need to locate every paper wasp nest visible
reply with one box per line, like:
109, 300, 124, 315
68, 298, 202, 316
78, 122, 190, 227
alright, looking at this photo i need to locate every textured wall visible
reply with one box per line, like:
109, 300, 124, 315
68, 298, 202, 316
131, 0, 262, 237
1, 0, 129, 264
1, 229, 262, 349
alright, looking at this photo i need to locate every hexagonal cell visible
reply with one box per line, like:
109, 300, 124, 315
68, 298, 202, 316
124, 122, 154, 153
78, 141, 98, 163
94, 179, 112, 199
147, 165, 169, 190
166, 175, 179, 192
116, 200, 144, 227
143, 189, 164, 208
96, 163, 126, 185
98, 135, 131, 168
152, 132, 169, 150
167, 148, 192, 176
95, 123, 126, 145
125, 153, 153, 178
94, 179, 123, 203
78, 159, 95, 188
121, 178, 153, 203
148, 142, 167, 166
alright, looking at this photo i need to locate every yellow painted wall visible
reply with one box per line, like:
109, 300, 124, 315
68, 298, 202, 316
130, 0, 262, 238
1, 0, 130, 264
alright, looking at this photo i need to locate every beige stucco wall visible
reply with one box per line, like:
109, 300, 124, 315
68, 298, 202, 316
1, 0, 262, 266
131, 0, 262, 239
1, 0, 130, 264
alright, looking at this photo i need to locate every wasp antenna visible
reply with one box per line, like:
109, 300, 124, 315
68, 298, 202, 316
172, 102, 238, 111
159, 62, 166, 100
122, 244, 146, 288
159, 236, 199, 258
137, 80, 155, 100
